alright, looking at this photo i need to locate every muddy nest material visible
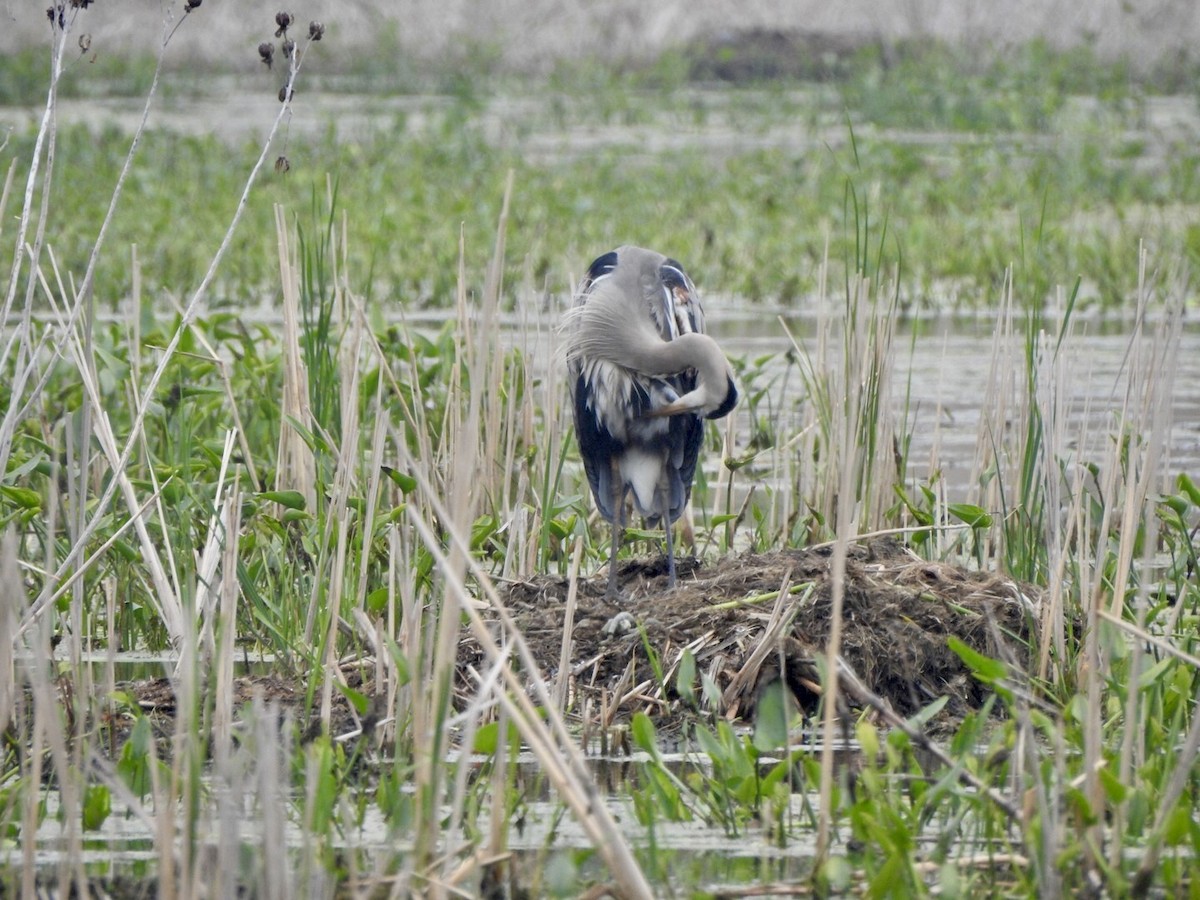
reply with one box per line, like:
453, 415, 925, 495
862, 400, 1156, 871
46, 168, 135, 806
462, 539, 1041, 727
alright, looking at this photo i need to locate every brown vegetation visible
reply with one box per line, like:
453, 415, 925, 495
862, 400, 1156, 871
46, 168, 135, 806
463, 539, 1041, 732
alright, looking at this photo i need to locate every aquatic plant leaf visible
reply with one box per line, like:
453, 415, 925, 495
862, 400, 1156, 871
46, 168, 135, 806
947, 637, 1006, 684
257, 489, 307, 510
675, 649, 697, 708
693, 723, 725, 763
1137, 655, 1175, 689
1177, 473, 1200, 507
0, 485, 41, 510
82, 784, 111, 831
1163, 804, 1191, 846
903, 695, 949, 730
631, 712, 657, 755
473, 721, 499, 754
366, 587, 389, 614
336, 683, 369, 715
1099, 766, 1129, 804
700, 673, 723, 708
381, 465, 418, 494
4, 455, 46, 481
752, 679, 789, 751
118, 717, 153, 799
856, 718, 880, 760
947, 503, 992, 528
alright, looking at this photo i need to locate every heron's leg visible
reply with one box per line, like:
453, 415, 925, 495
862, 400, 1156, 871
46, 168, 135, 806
606, 472, 624, 600
606, 518, 622, 599
660, 483, 677, 588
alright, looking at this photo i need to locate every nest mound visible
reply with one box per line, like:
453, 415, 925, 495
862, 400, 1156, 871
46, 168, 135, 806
463, 539, 1041, 729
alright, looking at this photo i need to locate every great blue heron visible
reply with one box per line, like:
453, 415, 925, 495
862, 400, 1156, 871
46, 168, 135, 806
564, 245, 738, 598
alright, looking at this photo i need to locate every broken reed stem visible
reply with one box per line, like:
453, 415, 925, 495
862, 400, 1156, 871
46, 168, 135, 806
706, 580, 811, 611
555, 537, 584, 711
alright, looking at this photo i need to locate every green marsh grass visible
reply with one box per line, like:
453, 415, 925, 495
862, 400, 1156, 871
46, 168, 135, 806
4, 4, 1200, 897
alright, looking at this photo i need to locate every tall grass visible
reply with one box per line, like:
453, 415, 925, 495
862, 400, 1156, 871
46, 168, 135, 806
3, 4, 1200, 898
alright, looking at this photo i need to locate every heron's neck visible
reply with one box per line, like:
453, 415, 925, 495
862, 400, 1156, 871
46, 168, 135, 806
628, 333, 734, 417
628, 331, 718, 378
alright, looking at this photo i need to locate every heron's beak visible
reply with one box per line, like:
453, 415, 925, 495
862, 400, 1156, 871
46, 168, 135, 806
643, 399, 695, 419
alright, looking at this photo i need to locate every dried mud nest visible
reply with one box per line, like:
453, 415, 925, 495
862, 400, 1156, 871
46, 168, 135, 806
461, 539, 1042, 731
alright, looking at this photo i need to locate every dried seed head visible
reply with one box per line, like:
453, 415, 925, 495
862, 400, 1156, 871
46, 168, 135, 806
258, 41, 274, 67
79, 33, 91, 53
282, 38, 295, 60
308, 21, 324, 41
278, 85, 293, 103
185, 0, 201, 10
275, 155, 290, 174
274, 11, 293, 37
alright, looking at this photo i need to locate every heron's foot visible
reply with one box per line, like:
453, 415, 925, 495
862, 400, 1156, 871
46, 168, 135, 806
601, 611, 637, 637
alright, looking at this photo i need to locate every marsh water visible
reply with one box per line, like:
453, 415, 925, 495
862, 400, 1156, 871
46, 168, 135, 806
725, 310, 1200, 496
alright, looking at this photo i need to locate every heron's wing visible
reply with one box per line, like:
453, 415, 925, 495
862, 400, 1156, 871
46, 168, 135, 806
659, 258, 706, 339
572, 368, 617, 523
570, 250, 636, 523
666, 371, 704, 524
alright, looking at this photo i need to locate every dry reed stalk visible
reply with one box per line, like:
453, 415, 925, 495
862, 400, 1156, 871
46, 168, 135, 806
555, 537, 584, 711
29, 256, 187, 643
968, 271, 1015, 538
482, 172, 513, 497
356, 387, 390, 615
317, 322, 365, 732
213, 484, 242, 762
815, 274, 871, 867
274, 204, 317, 515
402, 496, 655, 899
445, 662, 508, 878
0, 529, 22, 734
1034, 285, 1087, 687
2, 17, 71, 333
24, 613, 86, 894
252, 697, 292, 900
194, 429, 240, 655
1109, 249, 1182, 871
